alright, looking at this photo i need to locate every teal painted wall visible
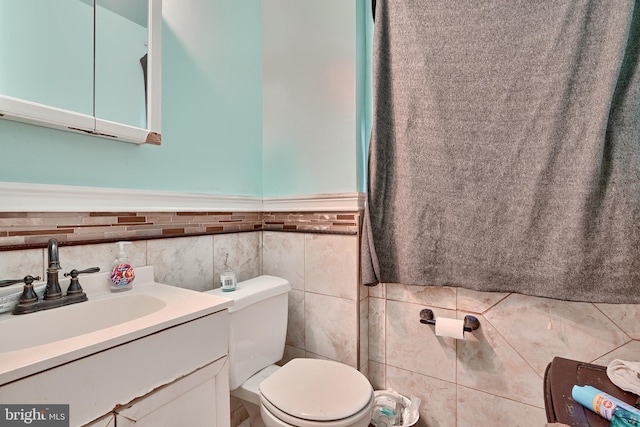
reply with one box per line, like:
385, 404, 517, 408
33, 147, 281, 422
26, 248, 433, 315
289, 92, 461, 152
0, 0, 369, 199
358, 0, 374, 193
261, 0, 370, 197
0, 0, 263, 197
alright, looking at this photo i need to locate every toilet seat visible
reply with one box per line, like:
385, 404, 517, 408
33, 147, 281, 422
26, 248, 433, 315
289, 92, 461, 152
261, 393, 374, 427
259, 358, 374, 427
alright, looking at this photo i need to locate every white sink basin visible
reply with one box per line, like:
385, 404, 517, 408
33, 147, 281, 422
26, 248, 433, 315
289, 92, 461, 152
0, 294, 167, 353
0, 266, 233, 386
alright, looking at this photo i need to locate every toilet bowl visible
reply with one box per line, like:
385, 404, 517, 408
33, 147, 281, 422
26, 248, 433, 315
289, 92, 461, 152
259, 358, 374, 427
230, 359, 373, 427
207, 276, 373, 427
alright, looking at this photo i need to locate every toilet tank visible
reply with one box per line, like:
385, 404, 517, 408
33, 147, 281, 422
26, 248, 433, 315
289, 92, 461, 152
207, 275, 291, 390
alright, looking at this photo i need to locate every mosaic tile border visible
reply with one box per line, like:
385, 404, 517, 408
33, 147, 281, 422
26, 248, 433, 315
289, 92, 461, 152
262, 212, 359, 233
0, 211, 360, 250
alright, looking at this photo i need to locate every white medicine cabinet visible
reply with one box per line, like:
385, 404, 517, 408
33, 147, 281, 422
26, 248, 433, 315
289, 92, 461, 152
0, 0, 162, 145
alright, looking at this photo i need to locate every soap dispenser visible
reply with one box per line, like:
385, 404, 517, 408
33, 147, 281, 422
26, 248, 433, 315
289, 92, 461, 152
219, 252, 237, 292
110, 241, 135, 292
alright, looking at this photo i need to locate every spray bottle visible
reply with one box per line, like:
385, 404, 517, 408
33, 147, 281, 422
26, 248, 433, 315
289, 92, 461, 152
572, 385, 640, 420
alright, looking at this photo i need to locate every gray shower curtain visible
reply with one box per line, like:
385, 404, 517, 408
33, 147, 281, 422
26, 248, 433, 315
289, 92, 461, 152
361, 0, 640, 303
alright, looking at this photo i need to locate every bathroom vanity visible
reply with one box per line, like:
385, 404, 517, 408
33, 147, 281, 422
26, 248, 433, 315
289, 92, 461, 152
0, 267, 232, 426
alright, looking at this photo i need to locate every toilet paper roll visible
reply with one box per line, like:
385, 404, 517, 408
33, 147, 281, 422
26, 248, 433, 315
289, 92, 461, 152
435, 317, 465, 339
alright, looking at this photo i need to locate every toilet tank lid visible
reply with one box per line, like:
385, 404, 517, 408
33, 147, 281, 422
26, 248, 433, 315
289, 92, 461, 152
206, 275, 290, 312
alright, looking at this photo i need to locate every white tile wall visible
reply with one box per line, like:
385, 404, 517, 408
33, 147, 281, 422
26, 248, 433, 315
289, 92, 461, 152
2, 230, 638, 427
0, 248, 44, 280
304, 233, 359, 300
372, 282, 640, 426
262, 231, 361, 368
148, 235, 214, 291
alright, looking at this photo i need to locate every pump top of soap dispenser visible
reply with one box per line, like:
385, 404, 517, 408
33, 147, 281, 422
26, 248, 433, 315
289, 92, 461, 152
116, 241, 131, 257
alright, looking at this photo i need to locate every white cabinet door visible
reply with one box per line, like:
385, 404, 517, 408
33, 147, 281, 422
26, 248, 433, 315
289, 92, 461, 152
116, 356, 230, 427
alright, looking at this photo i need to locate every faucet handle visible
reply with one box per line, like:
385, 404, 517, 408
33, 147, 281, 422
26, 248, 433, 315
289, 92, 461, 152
0, 276, 42, 310
0, 275, 42, 288
18, 275, 41, 306
64, 267, 100, 295
65, 267, 100, 277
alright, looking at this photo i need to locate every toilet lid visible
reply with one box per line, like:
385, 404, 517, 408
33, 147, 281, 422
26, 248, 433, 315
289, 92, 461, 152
259, 358, 373, 422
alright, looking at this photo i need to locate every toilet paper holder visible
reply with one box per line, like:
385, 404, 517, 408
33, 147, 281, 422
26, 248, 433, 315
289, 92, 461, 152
419, 308, 480, 332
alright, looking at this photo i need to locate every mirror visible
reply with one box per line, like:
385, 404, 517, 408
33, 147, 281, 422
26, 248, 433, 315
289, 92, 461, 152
0, 0, 161, 145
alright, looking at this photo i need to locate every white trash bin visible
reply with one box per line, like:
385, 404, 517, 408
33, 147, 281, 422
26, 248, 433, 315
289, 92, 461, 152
370, 390, 421, 427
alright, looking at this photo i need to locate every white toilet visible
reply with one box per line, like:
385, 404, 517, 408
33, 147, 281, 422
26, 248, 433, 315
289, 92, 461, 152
207, 275, 374, 427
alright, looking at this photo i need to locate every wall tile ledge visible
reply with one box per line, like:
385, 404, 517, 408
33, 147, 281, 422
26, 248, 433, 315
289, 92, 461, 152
0, 182, 365, 213
0, 181, 261, 213
263, 193, 365, 212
